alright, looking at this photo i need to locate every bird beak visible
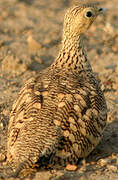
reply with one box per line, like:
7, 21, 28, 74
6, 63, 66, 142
98, 7, 107, 15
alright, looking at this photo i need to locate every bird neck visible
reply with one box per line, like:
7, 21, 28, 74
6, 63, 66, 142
52, 32, 92, 72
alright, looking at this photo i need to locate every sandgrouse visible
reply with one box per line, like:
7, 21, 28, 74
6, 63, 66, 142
5, 2, 107, 178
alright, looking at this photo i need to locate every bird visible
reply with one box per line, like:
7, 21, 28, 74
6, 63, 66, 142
3, 2, 107, 178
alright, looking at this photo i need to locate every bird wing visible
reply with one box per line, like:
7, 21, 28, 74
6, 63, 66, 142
7, 71, 107, 166
53, 86, 107, 161
7, 75, 49, 148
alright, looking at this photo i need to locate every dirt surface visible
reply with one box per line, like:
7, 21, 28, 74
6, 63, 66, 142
0, 0, 118, 179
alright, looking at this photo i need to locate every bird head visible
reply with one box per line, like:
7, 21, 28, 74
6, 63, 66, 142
63, 4, 106, 36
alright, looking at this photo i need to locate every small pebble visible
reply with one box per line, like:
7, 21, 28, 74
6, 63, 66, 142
66, 164, 78, 171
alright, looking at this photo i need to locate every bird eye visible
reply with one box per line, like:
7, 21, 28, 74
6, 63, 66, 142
85, 11, 93, 18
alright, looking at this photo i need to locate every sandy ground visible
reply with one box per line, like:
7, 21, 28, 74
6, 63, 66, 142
0, 0, 118, 179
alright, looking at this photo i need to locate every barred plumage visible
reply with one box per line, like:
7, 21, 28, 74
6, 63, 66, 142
5, 2, 107, 178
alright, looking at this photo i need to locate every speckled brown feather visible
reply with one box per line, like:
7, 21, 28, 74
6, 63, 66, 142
5, 3, 107, 178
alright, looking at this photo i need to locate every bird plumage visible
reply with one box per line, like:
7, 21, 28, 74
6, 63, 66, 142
6, 2, 107, 178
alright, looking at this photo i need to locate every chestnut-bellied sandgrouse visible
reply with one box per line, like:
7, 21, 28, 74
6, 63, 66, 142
3, 2, 108, 178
